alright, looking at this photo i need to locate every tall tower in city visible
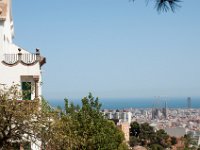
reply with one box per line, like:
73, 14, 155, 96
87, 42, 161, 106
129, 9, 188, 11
163, 101, 167, 119
187, 97, 191, 109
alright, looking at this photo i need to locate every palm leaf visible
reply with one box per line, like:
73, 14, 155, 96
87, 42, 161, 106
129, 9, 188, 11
129, 0, 182, 12
156, 0, 181, 12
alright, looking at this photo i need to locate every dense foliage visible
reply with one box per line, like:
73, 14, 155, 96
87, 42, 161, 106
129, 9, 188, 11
130, 122, 172, 149
129, 122, 200, 149
0, 86, 127, 150
0, 85, 50, 149
41, 93, 128, 150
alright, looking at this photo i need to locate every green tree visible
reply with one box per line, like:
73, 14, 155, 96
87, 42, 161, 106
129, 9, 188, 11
44, 93, 128, 150
184, 133, 193, 148
129, 136, 140, 147
129, 121, 141, 147
130, 121, 140, 137
150, 144, 164, 150
139, 122, 154, 146
171, 136, 177, 145
0, 85, 50, 149
153, 129, 170, 148
129, 122, 172, 149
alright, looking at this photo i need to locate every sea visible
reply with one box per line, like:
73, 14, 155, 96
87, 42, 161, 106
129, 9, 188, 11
47, 97, 200, 110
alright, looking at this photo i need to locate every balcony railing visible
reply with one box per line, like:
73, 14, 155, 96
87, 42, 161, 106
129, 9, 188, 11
3, 53, 38, 65
2, 48, 46, 67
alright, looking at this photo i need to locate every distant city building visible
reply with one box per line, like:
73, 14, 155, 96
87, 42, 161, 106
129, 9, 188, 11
117, 122, 130, 142
103, 110, 132, 124
163, 101, 167, 119
152, 102, 167, 120
165, 127, 186, 138
105, 106, 200, 146
187, 97, 192, 109
152, 108, 159, 120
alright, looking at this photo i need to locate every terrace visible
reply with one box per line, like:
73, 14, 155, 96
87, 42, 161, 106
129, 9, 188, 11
2, 48, 46, 67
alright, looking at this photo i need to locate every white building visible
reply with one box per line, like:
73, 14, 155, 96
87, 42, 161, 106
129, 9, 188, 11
0, 0, 46, 100
0, 0, 46, 149
121, 111, 132, 124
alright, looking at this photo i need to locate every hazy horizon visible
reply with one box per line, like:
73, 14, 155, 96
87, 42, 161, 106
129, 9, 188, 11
47, 97, 200, 109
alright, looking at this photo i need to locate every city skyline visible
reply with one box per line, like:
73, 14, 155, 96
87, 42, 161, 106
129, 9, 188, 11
12, 1, 200, 99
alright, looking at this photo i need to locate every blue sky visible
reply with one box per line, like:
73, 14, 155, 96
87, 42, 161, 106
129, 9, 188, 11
12, 1, 200, 99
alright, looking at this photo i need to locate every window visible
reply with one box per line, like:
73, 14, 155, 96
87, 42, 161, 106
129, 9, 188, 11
22, 82, 31, 100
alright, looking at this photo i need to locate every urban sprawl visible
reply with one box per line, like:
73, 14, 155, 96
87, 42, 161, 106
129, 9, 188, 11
103, 99, 200, 145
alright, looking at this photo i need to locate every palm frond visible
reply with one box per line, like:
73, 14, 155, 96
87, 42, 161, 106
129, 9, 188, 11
156, 0, 181, 13
168, 0, 181, 12
129, 0, 181, 12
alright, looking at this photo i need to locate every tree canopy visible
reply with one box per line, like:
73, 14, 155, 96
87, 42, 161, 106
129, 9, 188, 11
0, 88, 128, 150
42, 93, 128, 150
0, 85, 50, 149
129, 122, 171, 148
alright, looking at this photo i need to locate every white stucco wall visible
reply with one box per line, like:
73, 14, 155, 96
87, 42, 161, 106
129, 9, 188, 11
0, 9, 44, 100
0, 43, 43, 99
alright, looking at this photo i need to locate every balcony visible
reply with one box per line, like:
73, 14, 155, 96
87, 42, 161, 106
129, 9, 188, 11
2, 48, 46, 67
